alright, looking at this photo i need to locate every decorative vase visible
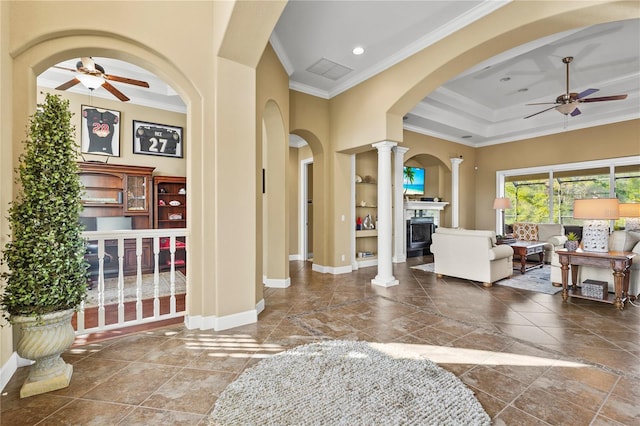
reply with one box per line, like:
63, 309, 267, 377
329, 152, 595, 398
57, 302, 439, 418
12, 309, 76, 398
565, 240, 579, 251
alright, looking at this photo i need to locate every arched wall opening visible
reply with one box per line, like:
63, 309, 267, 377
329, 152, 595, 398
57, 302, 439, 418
290, 129, 327, 270
262, 100, 290, 288
6, 33, 207, 332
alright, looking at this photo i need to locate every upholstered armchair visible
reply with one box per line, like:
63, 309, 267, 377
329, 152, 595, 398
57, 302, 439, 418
431, 227, 514, 287
512, 223, 567, 264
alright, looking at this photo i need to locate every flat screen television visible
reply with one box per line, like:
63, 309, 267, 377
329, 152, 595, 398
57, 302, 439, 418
403, 167, 425, 195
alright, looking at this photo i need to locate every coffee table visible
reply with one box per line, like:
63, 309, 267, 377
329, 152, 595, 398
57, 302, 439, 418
506, 241, 545, 274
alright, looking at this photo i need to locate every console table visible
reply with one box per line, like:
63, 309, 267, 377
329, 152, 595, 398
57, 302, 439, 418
557, 249, 635, 310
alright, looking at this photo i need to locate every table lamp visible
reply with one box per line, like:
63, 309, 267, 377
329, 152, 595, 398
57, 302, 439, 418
619, 203, 640, 231
573, 198, 619, 252
493, 197, 511, 235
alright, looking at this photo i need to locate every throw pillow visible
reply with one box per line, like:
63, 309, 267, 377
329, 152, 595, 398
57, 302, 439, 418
513, 223, 538, 241
608, 230, 640, 252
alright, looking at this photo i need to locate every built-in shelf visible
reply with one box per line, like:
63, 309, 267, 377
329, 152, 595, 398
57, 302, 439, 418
356, 230, 378, 238
356, 256, 378, 268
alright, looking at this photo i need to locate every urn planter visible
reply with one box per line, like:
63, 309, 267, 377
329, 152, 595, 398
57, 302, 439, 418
13, 309, 76, 398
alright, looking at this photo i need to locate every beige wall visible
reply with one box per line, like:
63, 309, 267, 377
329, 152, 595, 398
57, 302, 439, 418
0, 0, 13, 371
1, 0, 285, 375
257, 43, 290, 289
289, 91, 330, 267
38, 88, 186, 177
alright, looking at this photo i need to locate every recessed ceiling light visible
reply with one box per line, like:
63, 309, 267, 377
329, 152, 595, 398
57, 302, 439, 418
352, 46, 365, 55
499, 77, 511, 82
461, 135, 472, 139
518, 88, 529, 92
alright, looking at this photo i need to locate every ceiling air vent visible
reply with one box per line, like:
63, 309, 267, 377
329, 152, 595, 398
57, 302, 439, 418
306, 58, 353, 81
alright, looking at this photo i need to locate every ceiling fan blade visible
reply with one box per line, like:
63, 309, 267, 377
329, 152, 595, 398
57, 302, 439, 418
524, 105, 558, 119
525, 102, 558, 106
576, 88, 598, 99
580, 94, 628, 102
104, 74, 150, 88
570, 107, 582, 117
52, 65, 77, 73
55, 78, 81, 91
101, 81, 130, 102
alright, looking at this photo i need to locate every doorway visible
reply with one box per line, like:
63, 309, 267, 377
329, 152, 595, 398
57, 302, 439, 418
301, 158, 314, 261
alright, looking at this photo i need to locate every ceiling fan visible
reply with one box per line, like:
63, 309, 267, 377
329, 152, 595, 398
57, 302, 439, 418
54, 57, 149, 102
524, 56, 628, 119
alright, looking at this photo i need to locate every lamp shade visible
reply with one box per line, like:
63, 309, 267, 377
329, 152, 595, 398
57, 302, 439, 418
493, 197, 511, 210
573, 198, 619, 220
619, 203, 640, 218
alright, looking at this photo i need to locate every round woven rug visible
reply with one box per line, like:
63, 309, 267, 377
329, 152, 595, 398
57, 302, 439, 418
210, 340, 490, 425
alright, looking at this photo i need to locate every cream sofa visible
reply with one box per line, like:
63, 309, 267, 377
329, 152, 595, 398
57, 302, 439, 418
431, 228, 514, 287
576, 230, 640, 300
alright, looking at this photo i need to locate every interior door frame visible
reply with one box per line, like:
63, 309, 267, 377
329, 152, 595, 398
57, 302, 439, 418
300, 157, 313, 260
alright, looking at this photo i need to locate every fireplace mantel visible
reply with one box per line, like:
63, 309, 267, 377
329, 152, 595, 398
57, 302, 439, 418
404, 200, 449, 228
404, 201, 449, 211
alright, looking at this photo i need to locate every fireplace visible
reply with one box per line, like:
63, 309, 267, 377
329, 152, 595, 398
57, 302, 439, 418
407, 217, 435, 257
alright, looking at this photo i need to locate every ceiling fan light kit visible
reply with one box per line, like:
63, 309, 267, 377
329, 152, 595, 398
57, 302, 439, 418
524, 56, 628, 119
54, 56, 149, 102
76, 74, 104, 90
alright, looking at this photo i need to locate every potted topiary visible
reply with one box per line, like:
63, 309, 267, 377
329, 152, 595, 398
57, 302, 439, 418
1, 93, 87, 398
565, 232, 579, 251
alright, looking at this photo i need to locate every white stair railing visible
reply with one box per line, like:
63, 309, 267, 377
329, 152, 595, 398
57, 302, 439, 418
76, 228, 188, 335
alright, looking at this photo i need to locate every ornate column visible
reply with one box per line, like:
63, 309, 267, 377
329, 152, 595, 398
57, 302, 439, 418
372, 141, 399, 287
450, 157, 463, 228
393, 146, 409, 263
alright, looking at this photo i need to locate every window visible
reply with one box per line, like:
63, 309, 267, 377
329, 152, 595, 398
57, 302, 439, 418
497, 156, 639, 230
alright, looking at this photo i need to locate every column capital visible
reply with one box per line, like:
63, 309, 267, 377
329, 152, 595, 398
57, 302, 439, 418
393, 146, 410, 155
450, 157, 464, 166
372, 141, 398, 151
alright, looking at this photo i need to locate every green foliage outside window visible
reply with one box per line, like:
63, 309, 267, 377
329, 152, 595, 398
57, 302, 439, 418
503, 168, 639, 228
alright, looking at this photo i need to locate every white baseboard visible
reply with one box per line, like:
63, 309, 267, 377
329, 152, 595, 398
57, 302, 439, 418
312, 263, 353, 275
1, 351, 32, 392
184, 307, 258, 331
1, 352, 18, 392
264, 277, 291, 288
289, 254, 302, 261
256, 299, 265, 316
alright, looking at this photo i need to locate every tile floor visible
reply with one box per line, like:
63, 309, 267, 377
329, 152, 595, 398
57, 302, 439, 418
2, 257, 639, 425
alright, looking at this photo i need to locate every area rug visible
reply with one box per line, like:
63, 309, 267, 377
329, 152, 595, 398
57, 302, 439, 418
411, 263, 560, 295
85, 270, 186, 306
209, 340, 490, 426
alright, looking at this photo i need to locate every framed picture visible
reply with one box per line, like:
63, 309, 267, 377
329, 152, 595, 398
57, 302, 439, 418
133, 120, 184, 158
80, 105, 120, 157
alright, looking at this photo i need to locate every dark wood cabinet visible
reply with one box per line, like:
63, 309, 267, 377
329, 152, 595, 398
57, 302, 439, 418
78, 162, 155, 229
153, 176, 187, 228
78, 162, 156, 277
154, 176, 187, 273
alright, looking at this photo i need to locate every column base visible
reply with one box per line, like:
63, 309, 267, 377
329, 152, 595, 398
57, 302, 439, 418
371, 276, 399, 288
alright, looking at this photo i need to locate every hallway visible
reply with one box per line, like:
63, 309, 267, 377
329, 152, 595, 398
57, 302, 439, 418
2, 257, 639, 425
